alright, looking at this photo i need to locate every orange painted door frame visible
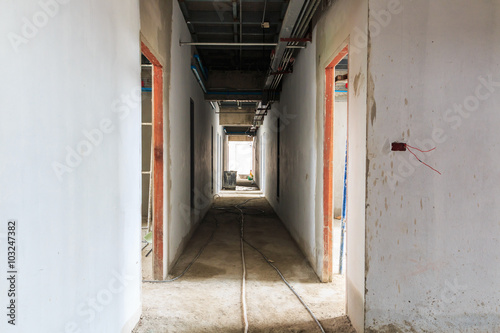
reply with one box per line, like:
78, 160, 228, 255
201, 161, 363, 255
323, 45, 348, 282
141, 42, 164, 280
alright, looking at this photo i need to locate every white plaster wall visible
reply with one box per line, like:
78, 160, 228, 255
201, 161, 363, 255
140, 0, 222, 276
315, 3, 368, 331
260, 42, 319, 270
258, 1, 368, 331
365, 0, 500, 331
0, 0, 141, 332
167, 1, 222, 270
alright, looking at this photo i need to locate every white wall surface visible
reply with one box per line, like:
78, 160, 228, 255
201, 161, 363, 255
140, 0, 222, 276
259, 42, 318, 270
257, 1, 368, 331
365, 0, 500, 331
314, 2, 368, 331
166, 1, 222, 270
0, 0, 142, 332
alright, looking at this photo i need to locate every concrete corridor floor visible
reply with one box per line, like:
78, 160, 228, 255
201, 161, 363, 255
134, 195, 355, 333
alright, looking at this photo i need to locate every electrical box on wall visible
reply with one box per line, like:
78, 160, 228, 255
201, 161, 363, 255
391, 142, 406, 151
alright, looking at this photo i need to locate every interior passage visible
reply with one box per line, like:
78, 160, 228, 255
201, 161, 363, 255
135, 195, 354, 333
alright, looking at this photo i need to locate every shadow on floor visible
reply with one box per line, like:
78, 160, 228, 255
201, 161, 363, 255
135, 196, 352, 333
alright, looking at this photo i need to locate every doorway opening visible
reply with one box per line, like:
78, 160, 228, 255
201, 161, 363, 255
217, 132, 222, 192
141, 42, 164, 280
223, 136, 257, 191
323, 45, 349, 282
190, 99, 195, 209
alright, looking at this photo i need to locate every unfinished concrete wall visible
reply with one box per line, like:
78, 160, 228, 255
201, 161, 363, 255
365, 0, 500, 331
166, 1, 222, 270
257, 1, 368, 330
141, 0, 221, 275
0, 0, 141, 332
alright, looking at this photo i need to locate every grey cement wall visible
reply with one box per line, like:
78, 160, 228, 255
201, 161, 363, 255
0, 0, 142, 331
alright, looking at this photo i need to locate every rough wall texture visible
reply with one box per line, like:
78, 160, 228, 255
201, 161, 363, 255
167, 1, 222, 271
141, 0, 221, 275
365, 0, 500, 331
257, 1, 368, 331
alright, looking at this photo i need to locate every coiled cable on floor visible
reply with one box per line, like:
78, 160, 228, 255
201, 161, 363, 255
143, 216, 219, 283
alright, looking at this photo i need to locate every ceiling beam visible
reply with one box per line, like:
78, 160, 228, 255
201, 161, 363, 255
206, 70, 266, 90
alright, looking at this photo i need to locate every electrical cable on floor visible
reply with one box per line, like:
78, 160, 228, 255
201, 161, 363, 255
239, 206, 249, 333
143, 215, 219, 283
143, 197, 325, 333
243, 238, 326, 333
236, 198, 326, 333
235, 199, 259, 333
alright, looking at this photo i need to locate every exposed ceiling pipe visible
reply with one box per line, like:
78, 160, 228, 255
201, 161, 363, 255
240, 0, 243, 67
263, 0, 306, 90
187, 20, 278, 26
267, 0, 312, 90
232, 1, 238, 43
191, 65, 207, 94
180, 42, 305, 48
250, 0, 321, 132
269, 0, 321, 91
261, 0, 268, 26
194, 54, 208, 80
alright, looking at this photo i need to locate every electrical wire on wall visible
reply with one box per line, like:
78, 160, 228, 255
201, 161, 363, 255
405, 143, 441, 175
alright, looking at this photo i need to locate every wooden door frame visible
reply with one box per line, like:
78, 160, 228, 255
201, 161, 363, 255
323, 45, 348, 282
141, 42, 164, 280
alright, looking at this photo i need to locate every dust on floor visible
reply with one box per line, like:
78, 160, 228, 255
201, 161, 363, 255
135, 196, 355, 333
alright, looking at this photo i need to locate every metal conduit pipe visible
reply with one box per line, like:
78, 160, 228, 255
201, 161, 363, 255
180, 42, 305, 48
294, 0, 316, 36
239, 0, 243, 65
181, 42, 278, 46
289, 0, 311, 37
269, 0, 321, 91
272, 0, 311, 71
255, 0, 322, 132
297, 0, 321, 37
191, 65, 207, 93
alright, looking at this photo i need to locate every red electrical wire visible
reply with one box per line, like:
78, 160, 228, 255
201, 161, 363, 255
406, 146, 441, 175
405, 144, 436, 153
